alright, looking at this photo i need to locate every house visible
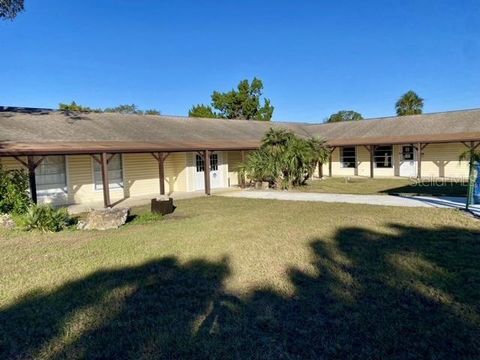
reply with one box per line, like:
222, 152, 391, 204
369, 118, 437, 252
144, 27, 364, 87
0, 107, 479, 207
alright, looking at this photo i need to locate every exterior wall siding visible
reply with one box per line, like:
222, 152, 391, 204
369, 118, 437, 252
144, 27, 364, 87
328, 143, 468, 178
226, 151, 243, 186
421, 143, 469, 178
0, 142, 471, 206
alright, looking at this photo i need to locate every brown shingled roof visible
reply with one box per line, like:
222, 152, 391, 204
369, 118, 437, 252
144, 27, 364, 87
0, 108, 479, 155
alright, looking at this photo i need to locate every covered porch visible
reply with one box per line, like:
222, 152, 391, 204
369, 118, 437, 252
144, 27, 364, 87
1, 147, 253, 209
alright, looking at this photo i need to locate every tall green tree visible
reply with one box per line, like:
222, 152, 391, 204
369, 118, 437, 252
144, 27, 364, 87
326, 110, 363, 123
395, 91, 424, 116
189, 78, 274, 120
0, 0, 24, 20
188, 104, 217, 118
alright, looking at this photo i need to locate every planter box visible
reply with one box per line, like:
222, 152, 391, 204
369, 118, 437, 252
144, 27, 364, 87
151, 197, 176, 215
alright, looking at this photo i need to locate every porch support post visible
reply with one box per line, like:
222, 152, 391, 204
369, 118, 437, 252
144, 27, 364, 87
328, 147, 335, 177
370, 147, 374, 178
240, 150, 246, 188
100, 152, 111, 208
27, 156, 38, 204
363, 145, 375, 178
13, 155, 44, 204
152, 152, 168, 195
417, 142, 422, 179
204, 150, 211, 195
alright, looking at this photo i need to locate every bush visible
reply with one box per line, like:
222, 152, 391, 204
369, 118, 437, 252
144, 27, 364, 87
0, 165, 32, 214
240, 128, 329, 189
20, 204, 72, 232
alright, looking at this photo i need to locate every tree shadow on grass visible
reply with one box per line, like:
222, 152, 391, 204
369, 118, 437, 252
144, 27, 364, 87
1, 225, 479, 359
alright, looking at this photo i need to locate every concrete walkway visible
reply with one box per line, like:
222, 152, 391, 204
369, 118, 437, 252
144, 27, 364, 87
219, 190, 480, 216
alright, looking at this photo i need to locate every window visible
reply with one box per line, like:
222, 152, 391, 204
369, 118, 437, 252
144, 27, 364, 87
340, 147, 356, 168
195, 153, 218, 172
94, 154, 123, 190
210, 153, 218, 171
35, 156, 67, 194
374, 145, 393, 168
402, 145, 414, 160
196, 154, 204, 172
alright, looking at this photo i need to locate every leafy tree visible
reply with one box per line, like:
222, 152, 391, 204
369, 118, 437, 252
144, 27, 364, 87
104, 104, 143, 115
144, 109, 161, 115
58, 101, 100, 113
240, 128, 328, 189
190, 78, 274, 120
0, 0, 24, 20
326, 110, 363, 123
395, 90, 424, 116
188, 104, 217, 118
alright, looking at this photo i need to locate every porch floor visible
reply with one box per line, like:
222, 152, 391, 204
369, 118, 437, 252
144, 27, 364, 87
67, 187, 239, 214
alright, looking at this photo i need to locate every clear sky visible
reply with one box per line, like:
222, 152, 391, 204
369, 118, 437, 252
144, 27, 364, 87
1, 0, 479, 122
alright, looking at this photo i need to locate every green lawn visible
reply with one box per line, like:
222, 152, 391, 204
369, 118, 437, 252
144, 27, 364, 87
299, 177, 468, 196
1, 197, 479, 359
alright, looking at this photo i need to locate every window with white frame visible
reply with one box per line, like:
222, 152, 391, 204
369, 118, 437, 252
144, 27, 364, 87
340, 147, 356, 168
374, 145, 393, 168
195, 154, 204, 172
195, 153, 218, 172
94, 154, 123, 190
35, 155, 67, 194
210, 153, 219, 171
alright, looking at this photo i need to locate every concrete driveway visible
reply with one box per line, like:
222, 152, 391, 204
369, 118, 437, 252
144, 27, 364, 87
219, 190, 480, 216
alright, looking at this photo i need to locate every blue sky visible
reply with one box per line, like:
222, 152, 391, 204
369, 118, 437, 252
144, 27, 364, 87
1, 0, 479, 122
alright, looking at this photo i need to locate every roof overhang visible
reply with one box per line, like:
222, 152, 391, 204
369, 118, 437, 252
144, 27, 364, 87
0, 141, 261, 156
325, 132, 480, 147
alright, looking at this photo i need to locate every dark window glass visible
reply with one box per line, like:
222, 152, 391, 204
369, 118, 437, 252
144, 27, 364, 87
374, 145, 393, 168
341, 147, 356, 168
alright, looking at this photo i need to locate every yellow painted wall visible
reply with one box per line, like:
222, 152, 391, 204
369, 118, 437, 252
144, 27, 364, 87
0, 156, 25, 171
330, 148, 357, 176
0, 142, 470, 205
123, 153, 187, 196
226, 151, 243, 186
421, 143, 469, 178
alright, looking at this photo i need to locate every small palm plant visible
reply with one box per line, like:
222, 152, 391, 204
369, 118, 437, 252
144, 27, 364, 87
240, 128, 329, 189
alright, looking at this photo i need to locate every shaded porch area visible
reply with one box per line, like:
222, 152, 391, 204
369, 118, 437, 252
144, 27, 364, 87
67, 187, 240, 214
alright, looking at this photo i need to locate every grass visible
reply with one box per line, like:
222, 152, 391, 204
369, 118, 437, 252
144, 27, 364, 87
298, 177, 468, 196
1, 196, 479, 359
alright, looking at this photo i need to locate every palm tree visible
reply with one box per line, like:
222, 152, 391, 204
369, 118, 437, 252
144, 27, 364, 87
395, 91, 424, 116
241, 128, 329, 189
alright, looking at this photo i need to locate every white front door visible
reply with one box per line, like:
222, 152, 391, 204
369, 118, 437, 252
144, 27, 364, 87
399, 145, 417, 177
195, 153, 224, 190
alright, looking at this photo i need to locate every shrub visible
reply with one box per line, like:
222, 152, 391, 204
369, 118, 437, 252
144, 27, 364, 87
0, 165, 32, 214
21, 204, 71, 232
240, 128, 329, 189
